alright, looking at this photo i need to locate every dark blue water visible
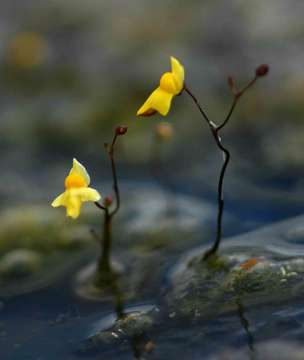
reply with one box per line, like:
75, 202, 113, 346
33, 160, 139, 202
1, 175, 304, 360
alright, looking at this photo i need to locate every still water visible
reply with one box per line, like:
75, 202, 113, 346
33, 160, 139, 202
1, 179, 304, 360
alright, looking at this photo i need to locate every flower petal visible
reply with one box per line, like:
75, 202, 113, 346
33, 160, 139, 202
137, 87, 174, 117
71, 187, 101, 202
52, 187, 100, 219
65, 193, 82, 219
160, 72, 180, 94
51, 193, 66, 207
69, 158, 90, 186
170, 56, 184, 93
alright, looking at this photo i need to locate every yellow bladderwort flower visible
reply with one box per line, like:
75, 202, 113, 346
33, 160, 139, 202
51, 159, 101, 219
137, 56, 184, 117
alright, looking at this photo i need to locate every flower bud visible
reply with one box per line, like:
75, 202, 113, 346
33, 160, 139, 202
255, 64, 269, 77
156, 122, 173, 140
104, 195, 113, 207
115, 126, 128, 135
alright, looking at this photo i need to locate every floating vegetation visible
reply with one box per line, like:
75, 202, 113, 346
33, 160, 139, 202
0, 205, 94, 296
167, 247, 304, 319
0, 249, 42, 278
78, 305, 158, 356
167, 215, 304, 319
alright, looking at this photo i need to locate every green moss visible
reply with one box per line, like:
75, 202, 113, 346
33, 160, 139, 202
205, 253, 229, 271
167, 247, 304, 319
0, 249, 42, 278
0, 205, 93, 256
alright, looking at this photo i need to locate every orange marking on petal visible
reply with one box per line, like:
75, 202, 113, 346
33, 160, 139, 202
65, 174, 86, 189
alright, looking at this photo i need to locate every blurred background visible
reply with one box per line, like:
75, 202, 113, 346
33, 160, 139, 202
1, 0, 304, 215
2, 2, 304, 359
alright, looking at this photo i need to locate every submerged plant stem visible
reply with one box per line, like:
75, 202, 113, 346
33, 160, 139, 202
98, 208, 112, 270
184, 77, 257, 260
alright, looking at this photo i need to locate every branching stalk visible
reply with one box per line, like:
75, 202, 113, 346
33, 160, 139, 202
184, 74, 259, 259
94, 126, 127, 273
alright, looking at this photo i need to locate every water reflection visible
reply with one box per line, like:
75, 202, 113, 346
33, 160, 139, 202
236, 299, 256, 360
105, 267, 155, 359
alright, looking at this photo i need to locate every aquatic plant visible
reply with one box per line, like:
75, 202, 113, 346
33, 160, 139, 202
137, 57, 269, 259
94, 125, 128, 284
52, 126, 128, 286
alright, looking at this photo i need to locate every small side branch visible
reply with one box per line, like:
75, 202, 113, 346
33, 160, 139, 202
184, 69, 262, 260
96, 126, 128, 274
217, 76, 257, 131
95, 201, 106, 211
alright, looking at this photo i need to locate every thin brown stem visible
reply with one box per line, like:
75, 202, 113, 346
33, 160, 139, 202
108, 133, 120, 217
203, 136, 230, 259
94, 201, 106, 211
95, 129, 124, 275
184, 76, 257, 259
184, 85, 215, 129
217, 76, 257, 130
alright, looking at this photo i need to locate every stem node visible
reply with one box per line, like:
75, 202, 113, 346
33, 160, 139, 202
185, 72, 260, 260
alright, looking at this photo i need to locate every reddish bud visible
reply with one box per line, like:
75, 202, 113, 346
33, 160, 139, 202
104, 195, 113, 207
255, 64, 269, 77
115, 126, 128, 135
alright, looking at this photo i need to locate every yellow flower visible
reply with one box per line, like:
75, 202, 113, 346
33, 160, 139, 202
137, 56, 184, 117
51, 159, 101, 219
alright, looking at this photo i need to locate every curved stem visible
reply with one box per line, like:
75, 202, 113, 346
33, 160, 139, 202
94, 131, 123, 276
185, 81, 258, 259
203, 135, 230, 259
184, 85, 214, 128
217, 95, 239, 131
94, 201, 106, 211
108, 133, 120, 217
185, 86, 230, 259
217, 76, 257, 131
